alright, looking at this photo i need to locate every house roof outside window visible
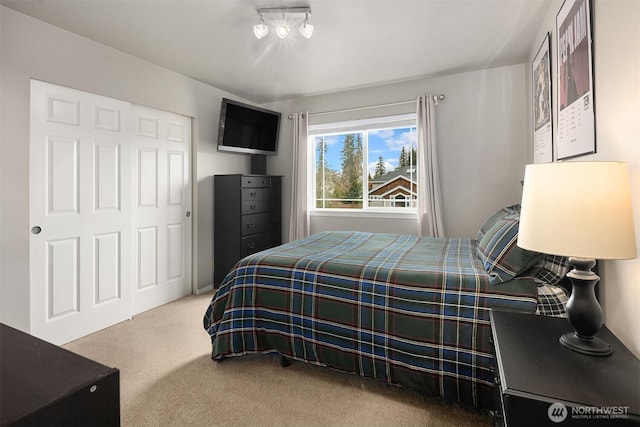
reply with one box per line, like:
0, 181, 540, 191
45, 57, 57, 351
369, 168, 417, 199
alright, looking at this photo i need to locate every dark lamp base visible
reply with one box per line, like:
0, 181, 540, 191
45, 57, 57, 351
560, 332, 612, 356
561, 257, 613, 357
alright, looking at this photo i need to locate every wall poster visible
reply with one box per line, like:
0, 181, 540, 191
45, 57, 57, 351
556, 0, 595, 159
533, 32, 553, 163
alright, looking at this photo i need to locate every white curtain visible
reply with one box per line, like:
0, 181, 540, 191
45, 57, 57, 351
416, 95, 444, 237
288, 112, 310, 242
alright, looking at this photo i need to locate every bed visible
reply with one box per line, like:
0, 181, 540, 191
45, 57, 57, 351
203, 205, 570, 409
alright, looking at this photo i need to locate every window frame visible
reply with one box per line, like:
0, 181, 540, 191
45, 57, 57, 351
308, 113, 418, 213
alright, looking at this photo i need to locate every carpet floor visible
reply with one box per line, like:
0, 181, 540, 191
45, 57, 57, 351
64, 292, 493, 427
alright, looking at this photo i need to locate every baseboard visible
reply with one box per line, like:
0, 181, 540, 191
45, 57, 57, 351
195, 283, 214, 294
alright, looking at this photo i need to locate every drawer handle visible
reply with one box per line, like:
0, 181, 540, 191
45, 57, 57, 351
247, 222, 254, 228
248, 242, 255, 249
250, 192, 257, 197
250, 204, 256, 210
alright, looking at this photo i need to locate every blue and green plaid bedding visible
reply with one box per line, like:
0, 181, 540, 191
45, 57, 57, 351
203, 231, 539, 408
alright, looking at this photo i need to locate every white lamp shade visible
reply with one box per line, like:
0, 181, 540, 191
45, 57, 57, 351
518, 161, 637, 260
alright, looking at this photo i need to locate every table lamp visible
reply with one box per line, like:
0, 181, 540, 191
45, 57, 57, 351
518, 161, 637, 356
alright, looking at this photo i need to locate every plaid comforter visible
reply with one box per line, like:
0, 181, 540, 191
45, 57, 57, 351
203, 231, 538, 408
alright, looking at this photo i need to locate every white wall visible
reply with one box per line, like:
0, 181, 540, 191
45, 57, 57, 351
0, 7, 251, 331
264, 64, 529, 240
527, 0, 640, 357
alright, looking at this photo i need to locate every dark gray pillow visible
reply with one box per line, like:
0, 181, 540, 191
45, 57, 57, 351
477, 212, 542, 285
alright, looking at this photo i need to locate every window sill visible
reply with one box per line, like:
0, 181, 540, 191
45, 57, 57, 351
310, 209, 417, 220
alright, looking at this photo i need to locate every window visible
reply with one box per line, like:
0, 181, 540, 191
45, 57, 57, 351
310, 114, 417, 210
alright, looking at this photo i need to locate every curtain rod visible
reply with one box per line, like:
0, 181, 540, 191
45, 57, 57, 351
287, 94, 445, 119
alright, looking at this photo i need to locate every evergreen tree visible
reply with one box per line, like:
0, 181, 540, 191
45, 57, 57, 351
316, 137, 328, 171
399, 146, 417, 167
374, 155, 386, 178
315, 137, 328, 206
337, 133, 363, 204
315, 137, 342, 208
399, 146, 408, 167
352, 134, 363, 199
354, 133, 363, 180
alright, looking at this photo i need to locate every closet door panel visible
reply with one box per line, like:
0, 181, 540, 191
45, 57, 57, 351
30, 80, 133, 345
132, 105, 192, 315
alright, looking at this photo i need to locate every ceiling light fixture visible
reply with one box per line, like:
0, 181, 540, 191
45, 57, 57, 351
299, 13, 314, 39
275, 14, 290, 39
254, 7, 313, 40
253, 14, 269, 39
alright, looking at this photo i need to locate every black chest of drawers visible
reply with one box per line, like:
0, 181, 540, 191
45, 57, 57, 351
214, 174, 282, 286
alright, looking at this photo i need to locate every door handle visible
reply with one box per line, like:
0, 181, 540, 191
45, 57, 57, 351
186, 211, 191, 218
31, 226, 42, 235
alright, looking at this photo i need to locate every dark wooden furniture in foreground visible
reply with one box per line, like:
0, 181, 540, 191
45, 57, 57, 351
214, 174, 282, 286
490, 310, 639, 426
0, 323, 120, 426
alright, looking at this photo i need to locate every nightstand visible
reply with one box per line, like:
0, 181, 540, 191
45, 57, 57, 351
0, 324, 120, 426
489, 310, 640, 427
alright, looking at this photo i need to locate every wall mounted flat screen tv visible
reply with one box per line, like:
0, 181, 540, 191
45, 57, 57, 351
217, 98, 281, 155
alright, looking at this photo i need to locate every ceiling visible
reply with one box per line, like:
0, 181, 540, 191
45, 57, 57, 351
1, 0, 551, 104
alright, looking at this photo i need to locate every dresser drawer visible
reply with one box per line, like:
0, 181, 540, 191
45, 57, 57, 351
241, 213, 271, 236
241, 232, 272, 257
242, 176, 271, 188
242, 188, 273, 202
242, 199, 270, 215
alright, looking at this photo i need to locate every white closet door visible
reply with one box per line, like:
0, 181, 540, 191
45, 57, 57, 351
131, 105, 192, 314
29, 80, 133, 345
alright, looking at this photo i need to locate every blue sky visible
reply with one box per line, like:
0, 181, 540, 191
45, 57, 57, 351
314, 126, 416, 176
